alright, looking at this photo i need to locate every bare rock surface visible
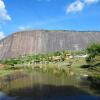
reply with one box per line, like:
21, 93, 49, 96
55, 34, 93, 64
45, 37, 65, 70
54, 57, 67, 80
0, 30, 100, 59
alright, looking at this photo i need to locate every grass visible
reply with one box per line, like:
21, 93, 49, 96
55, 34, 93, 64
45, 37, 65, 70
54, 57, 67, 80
0, 57, 100, 93
0, 69, 14, 76
0, 56, 99, 78
0, 58, 88, 76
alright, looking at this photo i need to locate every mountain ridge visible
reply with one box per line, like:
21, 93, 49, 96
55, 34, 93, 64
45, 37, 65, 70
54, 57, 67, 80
0, 30, 100, 59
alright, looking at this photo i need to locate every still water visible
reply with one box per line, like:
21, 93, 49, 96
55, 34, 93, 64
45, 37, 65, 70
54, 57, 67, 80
0, 71, 100, 100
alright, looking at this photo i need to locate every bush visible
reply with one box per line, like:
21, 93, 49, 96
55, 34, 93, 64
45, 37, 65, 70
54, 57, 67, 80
86, 43, 100, 65
81, 64, 91, 68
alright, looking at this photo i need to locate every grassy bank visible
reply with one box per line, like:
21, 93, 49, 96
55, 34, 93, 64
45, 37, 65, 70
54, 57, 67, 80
0, 57, 89, 76
0, 49, 99, 78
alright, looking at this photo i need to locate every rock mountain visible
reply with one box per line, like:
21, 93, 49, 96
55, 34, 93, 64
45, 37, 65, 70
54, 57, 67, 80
0, 30, 100, 59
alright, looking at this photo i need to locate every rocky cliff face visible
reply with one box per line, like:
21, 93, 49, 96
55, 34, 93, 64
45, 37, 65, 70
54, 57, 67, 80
0, 30, 100, 59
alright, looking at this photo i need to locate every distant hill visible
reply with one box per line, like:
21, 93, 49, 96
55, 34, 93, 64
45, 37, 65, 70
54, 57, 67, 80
0, 30, 100, 59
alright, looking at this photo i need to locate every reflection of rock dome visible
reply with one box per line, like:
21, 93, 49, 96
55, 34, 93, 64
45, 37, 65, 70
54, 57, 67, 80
0, 30, 100, 59
0, 92, 11, 100
0, 92, 18, 100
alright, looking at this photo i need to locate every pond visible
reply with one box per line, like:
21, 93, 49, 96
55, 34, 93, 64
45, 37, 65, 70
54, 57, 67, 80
0, 70, 100, 100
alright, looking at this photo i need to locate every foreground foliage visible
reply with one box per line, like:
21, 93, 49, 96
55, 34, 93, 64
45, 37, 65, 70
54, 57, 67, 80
86, 43, 100, 64
0, 50, 85, 66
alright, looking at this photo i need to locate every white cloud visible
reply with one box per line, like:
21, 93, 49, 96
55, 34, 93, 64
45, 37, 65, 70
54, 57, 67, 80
19, 26, 31, 31
67, 0, 84, 13
66, 0, 99, 13
0, 31, 5, 40
0, 0, 11, 22
84, 0, 99, 4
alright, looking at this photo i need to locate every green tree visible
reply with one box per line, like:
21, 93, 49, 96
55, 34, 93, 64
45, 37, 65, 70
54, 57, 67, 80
86, 43, 100, 64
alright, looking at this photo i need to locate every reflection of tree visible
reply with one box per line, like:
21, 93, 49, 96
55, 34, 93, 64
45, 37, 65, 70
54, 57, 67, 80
0, 76, 11, 89
7, 85, 90, 96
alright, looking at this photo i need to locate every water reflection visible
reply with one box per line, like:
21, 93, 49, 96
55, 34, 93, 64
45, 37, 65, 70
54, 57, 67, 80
15, 96, 100, 100
0, 91, 100, 100
0, 71, 100, 100
0, 92, 16, 100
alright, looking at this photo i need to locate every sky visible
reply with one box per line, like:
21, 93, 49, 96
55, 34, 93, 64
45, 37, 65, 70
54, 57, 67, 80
0, 0, 100, 39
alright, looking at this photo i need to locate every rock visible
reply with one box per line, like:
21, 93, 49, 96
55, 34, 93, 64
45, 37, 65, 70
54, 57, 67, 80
0, 30, 100, 59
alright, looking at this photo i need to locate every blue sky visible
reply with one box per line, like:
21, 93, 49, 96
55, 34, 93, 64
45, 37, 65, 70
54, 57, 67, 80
0, 0, 100, 39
